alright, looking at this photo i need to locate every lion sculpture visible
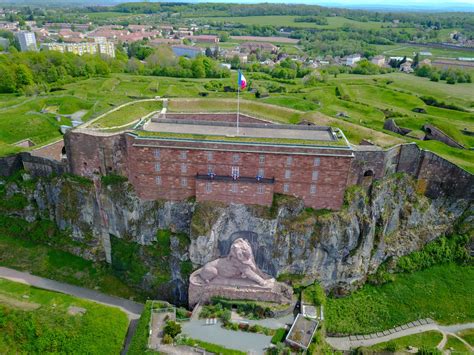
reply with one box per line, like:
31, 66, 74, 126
195, 238, 274, 288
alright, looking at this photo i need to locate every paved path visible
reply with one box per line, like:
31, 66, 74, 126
0, 267, 143, 319
326, 320, 474, 351
182, 319, 272, 355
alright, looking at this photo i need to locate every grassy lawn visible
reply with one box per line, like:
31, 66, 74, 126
90, 100, 163, 128
458, 329, 474, 347
168, 98, 303, 124
445, 335, 472, 353
0, 217, 141, 301
375, 44, 474, 60
326, 264, 474, 335
0, 278, 128, 354
364, 331, 443, 352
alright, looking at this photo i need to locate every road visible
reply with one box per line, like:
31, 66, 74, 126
0, 267, 144, 355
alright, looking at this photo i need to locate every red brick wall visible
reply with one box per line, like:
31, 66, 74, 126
126, 134, 353, 209
196, 179, 274, 206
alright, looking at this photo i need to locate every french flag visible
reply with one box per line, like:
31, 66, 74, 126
238, 70, 247, 90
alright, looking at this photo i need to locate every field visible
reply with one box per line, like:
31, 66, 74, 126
325, 264, 474, 335
0, 72, 473, 172
364, 331, 443, 352
0, 278, 128, 354
202, 15, 384, 30
89, 99, 163, 129
375, 44, 474, 60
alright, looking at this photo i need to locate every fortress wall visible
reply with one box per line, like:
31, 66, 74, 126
196, 179, 274, 206
0, 154, 23, 177
21, 153, 67, 177
64, 131, 129, 178
350, 143, 473, 200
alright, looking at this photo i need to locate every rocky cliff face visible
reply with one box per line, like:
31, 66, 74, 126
1, 173, 471, 303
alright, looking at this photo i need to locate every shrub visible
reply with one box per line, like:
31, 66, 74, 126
163, 321, 181, 339
271, 328, 287, 344
396, 234, 471, 273
162, 334, 173, 344
101, 174, 128, 186
302, 282, 326, 306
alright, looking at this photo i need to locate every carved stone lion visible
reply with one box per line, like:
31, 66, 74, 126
196, 238, 273, 287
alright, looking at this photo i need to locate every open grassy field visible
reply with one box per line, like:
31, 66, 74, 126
375, 44, 474, 60
202, 15, 384, 30
325, 264, 474, 335
90, 99, 163, 128
0, 278, 128, 354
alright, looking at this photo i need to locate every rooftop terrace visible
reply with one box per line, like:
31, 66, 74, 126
139, 114, 348, 147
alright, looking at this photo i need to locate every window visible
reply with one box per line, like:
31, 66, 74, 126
181, 163, 187, 174
181, 177, 187, 187
208, 165, 214, 174
258, 168, 264, 178
310, 184, 317, 195
232, 153, 240, 163
286, 156, 293, 166
155, 163, 161, 172
180, 151, 187, 160
206, 182, 212, 193
283, 183, 289, 193
207, 151, 213, 161
154, 149, 161, 159
231, 183, 238, 193
314, 157, 321, 167
231, 166, 240, 178
284, 169, 291, 179
257, 185, 264, 194
155, 176, 162, 185
312, 171, 319, 181
259, 155, 265, 164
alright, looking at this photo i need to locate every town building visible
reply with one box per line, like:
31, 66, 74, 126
16, 31, 37, 51
345, 54, 361, 66
41, 37, 115, 57
0, 37, 9, 50
171, 45, 204, 58
371, 55, 385, 67
65, 113, 354, 210
240, 42, 278, 53
186, 35, 219, 43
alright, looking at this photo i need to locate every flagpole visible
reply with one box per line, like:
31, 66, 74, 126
237, 71, 240, 136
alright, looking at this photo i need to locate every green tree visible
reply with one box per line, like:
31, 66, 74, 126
191, 59, 206, 78
0, 65, 16, 93
15, 64, 34, 88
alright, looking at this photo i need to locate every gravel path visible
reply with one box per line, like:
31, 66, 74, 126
326, 320, 474, 351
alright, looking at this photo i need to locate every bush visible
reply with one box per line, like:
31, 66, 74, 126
163, 321, 181, 339
302, 282, 326, 306
162, 334, 173, 344
271, 328, 287, 344
396, 234, 471, 274
101, 174, 128, 186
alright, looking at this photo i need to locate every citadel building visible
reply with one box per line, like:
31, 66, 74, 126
66, 113, 354, 210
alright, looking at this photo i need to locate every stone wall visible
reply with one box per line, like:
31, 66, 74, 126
0, 152, 67, 178
349, 143, 474, 200
64, 130, 128, 178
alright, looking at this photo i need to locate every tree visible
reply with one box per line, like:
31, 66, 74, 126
205, 47, 213, 57
0, 65, 16, 93
230, 54, 241, 69
15, 64, 34, 88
